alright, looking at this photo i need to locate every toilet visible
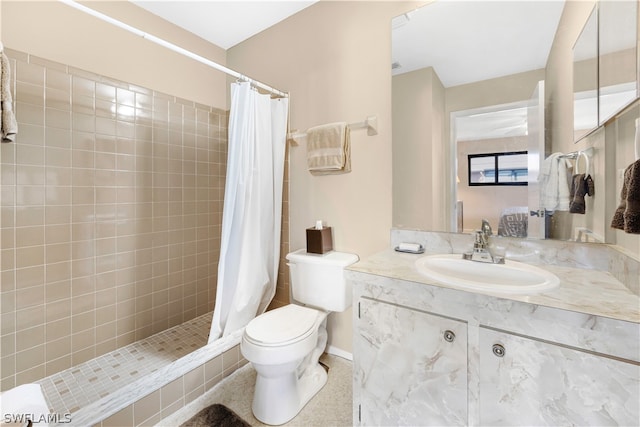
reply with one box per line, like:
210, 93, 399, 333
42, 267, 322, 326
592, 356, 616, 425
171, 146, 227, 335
241, 249, 359, 425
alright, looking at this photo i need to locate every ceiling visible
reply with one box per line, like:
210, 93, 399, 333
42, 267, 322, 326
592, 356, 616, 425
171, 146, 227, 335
391, 0, 565, 140
131, 1, 318, 50
130, 0, 566, 140
131, 1, 565, 87
392, 0, 566, 87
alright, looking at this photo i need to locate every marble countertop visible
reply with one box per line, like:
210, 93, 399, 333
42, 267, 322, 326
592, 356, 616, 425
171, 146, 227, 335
347, 248, 640, 324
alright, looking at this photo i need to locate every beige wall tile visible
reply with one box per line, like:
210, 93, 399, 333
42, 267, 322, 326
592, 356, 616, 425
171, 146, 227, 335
160, 376, 183, 409
1, 52, 228, 389
133, 390, 161, 426
46, 317, 71, 342
102, 405, 134, 427
16, 325, 45, 352
15, 344, 45, 372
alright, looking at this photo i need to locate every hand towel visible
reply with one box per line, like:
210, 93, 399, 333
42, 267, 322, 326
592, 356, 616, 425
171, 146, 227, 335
1, 51, 18, 143
540, 152, 571, 212
611, 159, 640, 234
306, 122, 351, 174
569, 173, 595, 214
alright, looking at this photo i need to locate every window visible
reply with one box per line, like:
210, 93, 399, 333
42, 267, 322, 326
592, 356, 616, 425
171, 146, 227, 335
468, 151, 528, 186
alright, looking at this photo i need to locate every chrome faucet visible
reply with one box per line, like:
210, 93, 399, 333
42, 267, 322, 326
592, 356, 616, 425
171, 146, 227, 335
462, 219, 505, 264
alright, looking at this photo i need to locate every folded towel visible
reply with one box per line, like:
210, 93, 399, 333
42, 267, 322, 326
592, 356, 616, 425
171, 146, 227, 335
541, 152, 571, 212
1, 51, 18, 143
569, 173, 595, 214
306, 122, 351, 174
611, 159, 640, 234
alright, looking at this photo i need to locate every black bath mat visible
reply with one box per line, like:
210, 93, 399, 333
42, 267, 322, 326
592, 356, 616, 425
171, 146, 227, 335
179, 403, 252, 427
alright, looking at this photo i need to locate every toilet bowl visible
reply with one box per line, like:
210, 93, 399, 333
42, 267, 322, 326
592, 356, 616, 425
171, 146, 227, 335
241, 249, 359, 425
241, 304, 328, 425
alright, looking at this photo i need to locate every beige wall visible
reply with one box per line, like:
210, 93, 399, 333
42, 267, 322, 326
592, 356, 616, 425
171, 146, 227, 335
1, 1, 227, 109
545, 0, 596, 157
393, 66, 544, 232
392, 67, 445, 230
610, 102, 640, 256
228, 1, 422, 354
546, 0, 639, 257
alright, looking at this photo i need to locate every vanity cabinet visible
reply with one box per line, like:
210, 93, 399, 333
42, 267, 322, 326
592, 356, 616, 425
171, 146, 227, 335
479, 328, 640, 427
354, 298, 467, 426
351, 274, 640, 426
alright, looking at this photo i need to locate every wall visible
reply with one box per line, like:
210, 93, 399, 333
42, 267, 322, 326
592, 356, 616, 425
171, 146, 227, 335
227, 1, 422, 354
1, 1, 227, 109
0, 1, 231, 390
393, 65, 544, 232
545, 0, 596, 157
609, 102, 640, 257
392, 67, 445, 230
0, 50, 226, 390
546, 0, 640, 257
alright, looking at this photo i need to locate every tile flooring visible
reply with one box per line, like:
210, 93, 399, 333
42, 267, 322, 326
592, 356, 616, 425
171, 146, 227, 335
38, 313, 212, 416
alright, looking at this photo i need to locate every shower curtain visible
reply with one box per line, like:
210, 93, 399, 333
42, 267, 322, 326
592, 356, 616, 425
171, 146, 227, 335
208, 82, 289, 342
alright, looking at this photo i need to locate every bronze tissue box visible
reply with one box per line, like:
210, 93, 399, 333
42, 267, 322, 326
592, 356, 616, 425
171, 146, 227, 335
306, 226, 333, 254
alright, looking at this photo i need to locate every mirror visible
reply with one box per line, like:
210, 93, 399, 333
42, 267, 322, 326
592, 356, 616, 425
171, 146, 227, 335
391, 1, 564, 238
573, 4, 599, 141
598, 0, 638, 124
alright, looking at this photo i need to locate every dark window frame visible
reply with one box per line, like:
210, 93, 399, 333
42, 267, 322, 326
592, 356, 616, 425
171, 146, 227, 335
468, 151, 528, 186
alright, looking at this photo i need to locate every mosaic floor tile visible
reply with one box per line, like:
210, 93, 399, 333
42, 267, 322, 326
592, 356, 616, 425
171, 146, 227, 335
38, 312, 212, 415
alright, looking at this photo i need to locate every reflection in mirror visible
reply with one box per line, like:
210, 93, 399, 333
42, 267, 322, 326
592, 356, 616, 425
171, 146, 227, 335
455, 103, 530, 232
391, 1, 564, 238
598, 0, 638, 124
573, 4, 598, 141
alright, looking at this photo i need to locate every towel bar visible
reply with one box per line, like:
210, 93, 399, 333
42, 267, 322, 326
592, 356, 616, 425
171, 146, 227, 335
288, 115, 378, 145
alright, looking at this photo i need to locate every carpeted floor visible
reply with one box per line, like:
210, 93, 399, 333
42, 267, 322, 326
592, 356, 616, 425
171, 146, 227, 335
158, 353, 352, 426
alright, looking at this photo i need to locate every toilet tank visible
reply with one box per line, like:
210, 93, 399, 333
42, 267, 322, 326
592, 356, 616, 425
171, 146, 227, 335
286, 249, 359, 312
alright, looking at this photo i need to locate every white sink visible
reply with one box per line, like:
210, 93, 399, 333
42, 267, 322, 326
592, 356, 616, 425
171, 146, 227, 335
414, 254, 559, 294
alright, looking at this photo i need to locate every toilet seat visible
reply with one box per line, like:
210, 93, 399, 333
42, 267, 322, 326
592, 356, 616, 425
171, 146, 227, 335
244, 304, 322, 347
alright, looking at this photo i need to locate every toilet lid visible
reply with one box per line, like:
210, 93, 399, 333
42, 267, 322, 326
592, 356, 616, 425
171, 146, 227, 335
245, 305, 320, 346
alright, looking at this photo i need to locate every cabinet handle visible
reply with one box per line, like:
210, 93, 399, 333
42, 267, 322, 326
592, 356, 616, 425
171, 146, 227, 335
492, 343, 505, 357
443, 330, 456, 342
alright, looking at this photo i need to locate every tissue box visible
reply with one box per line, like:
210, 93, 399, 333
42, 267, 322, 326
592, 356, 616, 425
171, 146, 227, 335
306, 226, 333, 254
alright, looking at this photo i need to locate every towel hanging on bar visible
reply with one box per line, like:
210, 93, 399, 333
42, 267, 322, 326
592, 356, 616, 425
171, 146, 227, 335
1, 48, 18, 143
306, 122, 351, 175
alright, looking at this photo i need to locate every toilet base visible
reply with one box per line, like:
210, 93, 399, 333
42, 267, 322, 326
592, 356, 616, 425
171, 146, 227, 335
252, 362, 328, 425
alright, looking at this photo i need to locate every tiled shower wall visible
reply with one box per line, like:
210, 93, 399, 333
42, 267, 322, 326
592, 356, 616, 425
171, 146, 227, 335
0, 49, 228, 390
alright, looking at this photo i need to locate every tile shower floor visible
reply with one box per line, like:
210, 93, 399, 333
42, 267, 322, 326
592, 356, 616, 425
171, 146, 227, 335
38, 313, 212, 415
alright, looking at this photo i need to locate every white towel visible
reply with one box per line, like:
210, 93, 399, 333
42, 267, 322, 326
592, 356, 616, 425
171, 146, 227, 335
540, 152, 571, 212
306, 122, 351, 174
0, 383, 51, 426
1, 51, 18, 143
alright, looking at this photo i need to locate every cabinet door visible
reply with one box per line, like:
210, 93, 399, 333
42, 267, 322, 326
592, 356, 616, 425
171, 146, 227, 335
480, 328, 640, 426
354, 298, 467, 426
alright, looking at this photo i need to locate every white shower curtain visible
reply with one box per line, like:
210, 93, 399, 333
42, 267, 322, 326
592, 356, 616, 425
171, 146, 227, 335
208, 82, 289, 342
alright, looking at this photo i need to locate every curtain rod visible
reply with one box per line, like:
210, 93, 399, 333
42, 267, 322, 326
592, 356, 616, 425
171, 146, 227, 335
59, 0, 288, 98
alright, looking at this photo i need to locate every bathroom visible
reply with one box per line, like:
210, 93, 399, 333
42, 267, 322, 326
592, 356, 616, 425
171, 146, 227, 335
1, 0, 639, 426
